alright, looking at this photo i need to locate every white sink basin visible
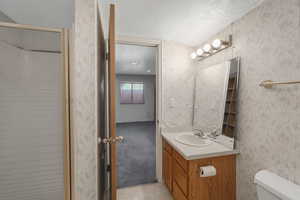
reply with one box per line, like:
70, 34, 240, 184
175, 134, 212, 147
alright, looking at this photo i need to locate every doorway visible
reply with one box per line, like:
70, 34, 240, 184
115, 43, 157, 189
102, 7, 164, 197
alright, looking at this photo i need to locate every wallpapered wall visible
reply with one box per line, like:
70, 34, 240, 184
161, 41, 195, 132
195, 0, 300, 199
70, 0, 98, 200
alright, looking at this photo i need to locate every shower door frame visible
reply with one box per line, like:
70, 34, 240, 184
0, 22, 71, 200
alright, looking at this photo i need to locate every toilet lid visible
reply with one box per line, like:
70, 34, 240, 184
254, 170, 300, 200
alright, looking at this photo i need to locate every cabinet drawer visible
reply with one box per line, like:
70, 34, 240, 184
173, 181, 188, 200
173, 149, 188, 171
173, 160, 188, 196
163, 139, 173, 154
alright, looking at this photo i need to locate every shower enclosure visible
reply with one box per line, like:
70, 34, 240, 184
0, 22, 70, 200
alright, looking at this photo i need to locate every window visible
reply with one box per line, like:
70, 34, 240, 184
120, 82, 144, 104
120, 82, 132, 104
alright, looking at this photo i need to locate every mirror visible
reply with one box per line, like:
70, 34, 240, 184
193, 58, 240, 146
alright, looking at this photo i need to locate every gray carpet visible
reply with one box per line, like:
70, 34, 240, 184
117, 121, 156, 188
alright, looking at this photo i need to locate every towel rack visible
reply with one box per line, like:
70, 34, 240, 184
259, 80, 300, 88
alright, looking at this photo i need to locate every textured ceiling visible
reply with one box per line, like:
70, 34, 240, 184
0, 0, 73, 28
0, 0, 263, 45
116, 44, 156, 75
100, 0, 264, 46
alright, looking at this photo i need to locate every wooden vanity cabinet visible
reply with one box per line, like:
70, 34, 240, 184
162, 139, 236, 200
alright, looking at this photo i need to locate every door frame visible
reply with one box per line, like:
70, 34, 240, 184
0, 21, 71, 200
116, 35, 163, 183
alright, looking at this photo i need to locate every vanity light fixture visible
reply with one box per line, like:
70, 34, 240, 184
212, 38, 231, 50
212, 39, 222, 49
191, 35, 232, 61
203, 44, 212, 53
190, 52, 197, 59
196, 48, 204, 57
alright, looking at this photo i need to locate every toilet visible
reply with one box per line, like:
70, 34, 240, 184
255, 170, 300, 200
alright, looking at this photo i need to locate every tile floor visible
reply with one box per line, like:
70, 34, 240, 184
117, 183, 173, 200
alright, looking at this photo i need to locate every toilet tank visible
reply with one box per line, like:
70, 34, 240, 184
254, 170, 300, 200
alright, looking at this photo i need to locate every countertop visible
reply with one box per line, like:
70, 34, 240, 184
161, 131, 239, 160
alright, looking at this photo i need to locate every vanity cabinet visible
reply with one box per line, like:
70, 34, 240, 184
162, 139, 236, 200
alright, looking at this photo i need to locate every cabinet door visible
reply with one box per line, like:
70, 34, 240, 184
210, 156, 236, 200
173, 160, 188, 196
163, 149, 173, 192
189, 159, 212, 200
189, 156, 236, 200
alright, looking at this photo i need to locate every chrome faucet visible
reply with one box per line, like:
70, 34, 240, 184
192, 128, 205, 138
207, 127, 220, 139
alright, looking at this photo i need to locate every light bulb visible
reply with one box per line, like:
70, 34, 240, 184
196, 48, 204, 56
190, 52, 197, 59
212, 39, 222, 49
203, 44, 212, 53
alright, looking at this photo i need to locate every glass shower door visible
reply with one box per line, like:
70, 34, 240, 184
0, 23, 70, 200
